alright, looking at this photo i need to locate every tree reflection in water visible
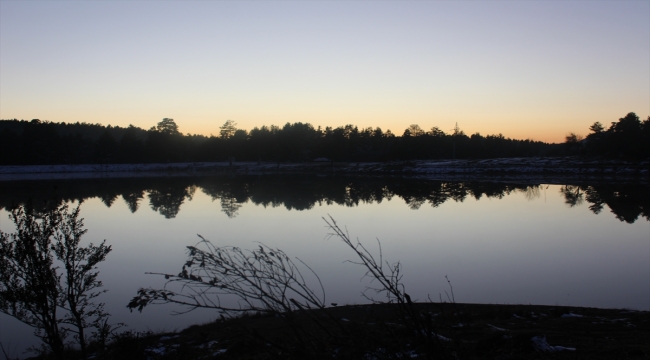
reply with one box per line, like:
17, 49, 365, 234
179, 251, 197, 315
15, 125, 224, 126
583, 184, 648, 223
148, 183, 196, 219
122, 190, 145, 213
0, 176, 648, 223
521, 185, 541, 201
560, 185, 584, 207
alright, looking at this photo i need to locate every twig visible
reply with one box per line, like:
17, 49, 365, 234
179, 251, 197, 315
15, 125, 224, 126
0, 342, 11, 360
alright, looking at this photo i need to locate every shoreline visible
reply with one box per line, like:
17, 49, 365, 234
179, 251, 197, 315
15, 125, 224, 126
20, 302, 649, 360
1, 157, 648, 183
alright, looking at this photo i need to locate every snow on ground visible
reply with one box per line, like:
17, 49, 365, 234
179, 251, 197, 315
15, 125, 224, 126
531, 335, 576, 352
0, 157, 647, 181
561, 313, 585, 318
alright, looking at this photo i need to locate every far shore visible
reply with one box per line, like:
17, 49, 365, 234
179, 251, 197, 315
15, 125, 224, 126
1, 157, 648, 183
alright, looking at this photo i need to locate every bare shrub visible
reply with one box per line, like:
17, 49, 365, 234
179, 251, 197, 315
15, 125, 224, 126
324, 216, 453, 358
129, 217, 455, 358
0, 203, 113, 359
127, 236, 350, 357
128, 237, 326, 314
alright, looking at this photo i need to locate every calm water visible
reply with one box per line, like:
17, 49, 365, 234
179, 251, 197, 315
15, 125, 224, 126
0, 175, 648, 357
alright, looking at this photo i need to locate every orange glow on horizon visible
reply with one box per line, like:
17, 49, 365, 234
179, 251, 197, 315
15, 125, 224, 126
6, 111, 638, 145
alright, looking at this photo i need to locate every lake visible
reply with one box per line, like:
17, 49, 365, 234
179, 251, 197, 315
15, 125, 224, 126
0, 175, 648, 357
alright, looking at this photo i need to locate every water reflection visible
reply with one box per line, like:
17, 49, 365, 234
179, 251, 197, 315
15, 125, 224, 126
1, 176, 648, 357
148, 184, 197, 219
583, 184, 649, 223
0, 176, 648, 223
560, 185, 584, 208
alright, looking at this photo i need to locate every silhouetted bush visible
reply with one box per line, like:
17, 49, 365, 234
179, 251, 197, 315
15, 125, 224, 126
0, 203, 113, 359
127, 217, 459, 359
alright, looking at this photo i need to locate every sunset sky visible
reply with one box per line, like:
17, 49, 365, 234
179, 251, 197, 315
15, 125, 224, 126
1, 1, 648, 143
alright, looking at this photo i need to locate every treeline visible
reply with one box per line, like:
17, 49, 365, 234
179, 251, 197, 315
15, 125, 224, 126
2, 176, 648, 223
0, 118, 558, 165
568, 112, 650, 159
3, 113, 646, 165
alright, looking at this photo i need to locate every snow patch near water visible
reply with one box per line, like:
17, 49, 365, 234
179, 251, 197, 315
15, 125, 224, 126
531, 336, 576, 352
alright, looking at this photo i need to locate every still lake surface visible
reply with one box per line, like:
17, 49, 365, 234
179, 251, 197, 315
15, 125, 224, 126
0, 175, 648, 356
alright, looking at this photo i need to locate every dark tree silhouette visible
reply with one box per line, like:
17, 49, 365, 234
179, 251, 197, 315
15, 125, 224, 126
117, 125, 145, 163
219, 120, 238, 139
1, 116, 562, 165
585, 112, 649, 159
0, 203, 112, 359
94, 129, 118, 164
151, 118, 181, 136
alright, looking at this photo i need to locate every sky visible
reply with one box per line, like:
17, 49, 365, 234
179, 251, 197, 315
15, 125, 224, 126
1, 1, 648, 143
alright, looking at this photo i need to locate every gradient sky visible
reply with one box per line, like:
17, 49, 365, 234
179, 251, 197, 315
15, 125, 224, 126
1, 1, 648, 143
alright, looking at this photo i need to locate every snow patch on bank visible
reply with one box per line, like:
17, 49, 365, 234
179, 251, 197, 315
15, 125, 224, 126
1, 157, 647, 181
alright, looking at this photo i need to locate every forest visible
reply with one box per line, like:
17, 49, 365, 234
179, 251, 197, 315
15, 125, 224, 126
0, 112, 648, 165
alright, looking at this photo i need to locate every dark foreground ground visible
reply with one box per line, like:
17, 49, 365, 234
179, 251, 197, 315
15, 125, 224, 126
26, 303, 649, 360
